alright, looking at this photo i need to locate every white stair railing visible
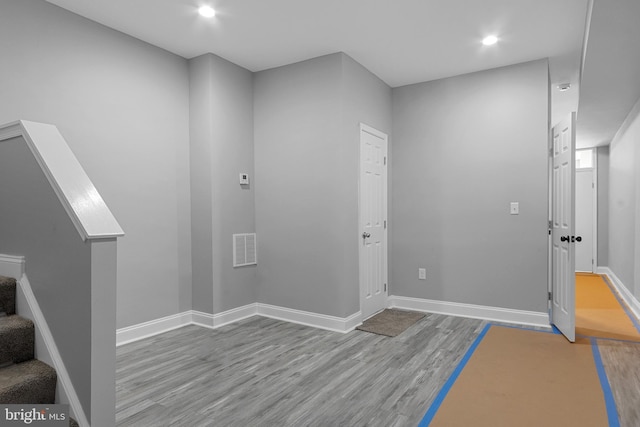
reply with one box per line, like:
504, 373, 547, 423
0, 120, 124, 427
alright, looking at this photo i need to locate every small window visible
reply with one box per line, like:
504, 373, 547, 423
576, 149, 594, 169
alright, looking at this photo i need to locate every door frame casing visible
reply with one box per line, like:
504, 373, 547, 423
358, 123, 389, 320
548, 126, 553, 314
574, 152, 598, 273
578, 148, 598, 271
592, 152, 598, 269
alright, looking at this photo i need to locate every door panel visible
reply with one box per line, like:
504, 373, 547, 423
551, 113, 576, 342
360, 124, 388, 319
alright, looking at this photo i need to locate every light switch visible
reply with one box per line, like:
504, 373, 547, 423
239, 173, 249, 185
418, 268, 426, 280
510, 202, 519, 215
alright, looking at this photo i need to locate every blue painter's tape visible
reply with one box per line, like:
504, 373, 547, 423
591, 338, 621, 427
577, 334, 640, 345
418, 323, 491, 426
601, 275, 640, 334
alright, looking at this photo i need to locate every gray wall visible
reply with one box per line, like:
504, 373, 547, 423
189, 55, 215, 314
608, 97, 640, 298
254, 53, 391, 317
0, 0, 192, 329
1, 0, 568, 336
189, 53, 257, 314
597, 146, 610, 266
0, 137, 92, 417
341, 55, 393, 311
391, 59, 550, 312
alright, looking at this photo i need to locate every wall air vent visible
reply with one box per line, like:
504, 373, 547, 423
233, 233, 257, 267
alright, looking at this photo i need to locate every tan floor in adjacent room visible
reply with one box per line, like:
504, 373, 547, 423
576, 273, 640, 342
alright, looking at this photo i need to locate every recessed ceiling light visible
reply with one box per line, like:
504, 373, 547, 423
557, 83, 571, 91
198, 5, 216, 18
482, 35, 498, 46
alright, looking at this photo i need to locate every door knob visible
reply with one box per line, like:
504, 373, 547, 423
573, 236, 582, 242
560, 235, 570, 242
362, 232, 371, 239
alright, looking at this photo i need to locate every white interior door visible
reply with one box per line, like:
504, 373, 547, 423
359, 123, 388, 320
551, 113, 576, 342
575, 168, 595, 272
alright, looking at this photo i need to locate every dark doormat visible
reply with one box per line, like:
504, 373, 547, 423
357, 309, 425, 337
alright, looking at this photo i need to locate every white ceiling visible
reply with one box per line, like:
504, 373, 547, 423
45, 0, 596, 134
45, 0, 588, 84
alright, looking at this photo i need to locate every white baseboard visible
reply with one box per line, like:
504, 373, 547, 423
0, 255, 89, 427
117, 305, 259, 346
119, 295, 554, 346
191, 304, 258, 329
257, 303, 362, 333
190, 310, 216, 329
0, 254, 25, 280
117, 303, 363, 346
116, 312, 192, 346
388, 295, 550, 328
597, 267, 640, 323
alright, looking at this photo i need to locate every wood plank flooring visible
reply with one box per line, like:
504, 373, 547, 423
116, 314, 485, 426
597, 338, 640, 427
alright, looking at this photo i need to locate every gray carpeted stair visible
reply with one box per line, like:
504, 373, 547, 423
0, 314, 35, 364
0, 275, 16, 315
0, 275, 74, 421
0, 359, 57, 403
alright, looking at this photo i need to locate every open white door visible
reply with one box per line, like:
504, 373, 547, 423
359, 123, 388, 320
551, 113, 576, 342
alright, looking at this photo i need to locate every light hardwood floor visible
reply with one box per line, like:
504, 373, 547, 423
116, 314, 640, 426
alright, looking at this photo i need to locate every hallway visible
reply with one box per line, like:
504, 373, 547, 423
576, 273, 640, 342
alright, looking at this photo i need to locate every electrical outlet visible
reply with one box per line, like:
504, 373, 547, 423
418, 268, 426, 280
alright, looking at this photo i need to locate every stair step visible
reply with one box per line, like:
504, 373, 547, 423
0, 315, 34, 364
0, 276, 17, 315
0, 359, 57, 404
